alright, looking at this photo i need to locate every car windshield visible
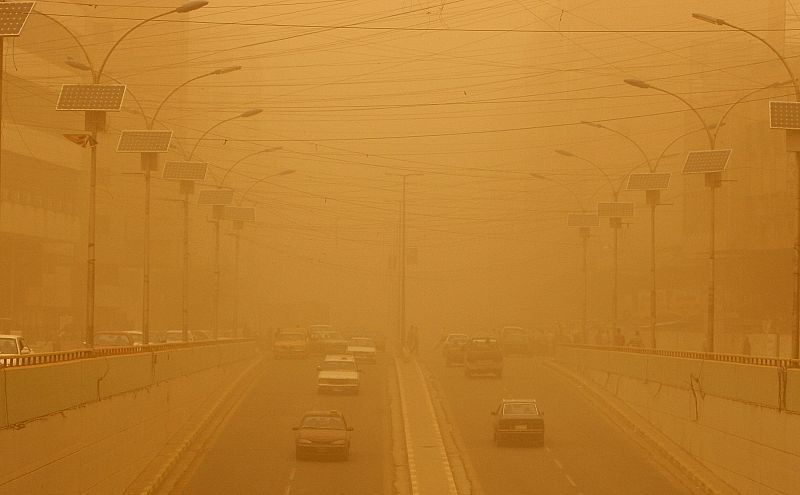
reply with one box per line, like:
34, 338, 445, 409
469, 338, 498, 349
301, 415, 345, 429
0, 338, 18, 354
349, 338, 374, 347
502, 403, 539, 415
320, 361, 356, 372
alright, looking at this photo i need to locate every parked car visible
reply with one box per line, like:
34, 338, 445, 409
442, 333, 469, 366
123, 331, 144, 346
464, 335, 503, 378
499, 326, 532, 356
0, 334, 32, 356
273, 327, 309, 359
92, 331, 137, 347
491, 399, 545, 446
293, 410, 353, 460
346, 337, 377, 364
317, 354, 361, 394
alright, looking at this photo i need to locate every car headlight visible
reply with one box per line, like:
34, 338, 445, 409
297, 439, 312, 445
331, 439, 346, 445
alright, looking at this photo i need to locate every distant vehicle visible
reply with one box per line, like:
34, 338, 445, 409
273, 328, 309, 359
0, 334, 32, 360
123, 331, 143, 346
317, 354, 361, 394
442, 333, 469, 366
92, 331, 137, 347
346, 337, 377, 364
491, 399, 545, 446
464, 335, 503, 378
163, 330, 209, 343
309, 325, 348, 355
499, 326, 532, 356
293, 410, 353, 461
342, 328, 387, 352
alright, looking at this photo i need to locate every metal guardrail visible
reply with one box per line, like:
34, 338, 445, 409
0, 339, 251, 368
558, 343, 800, 368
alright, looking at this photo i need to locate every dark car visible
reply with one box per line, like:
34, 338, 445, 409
442, 333, 469, 366
492, 399, 545, 446
293, 410, 353, 460
464, 335, 503, 377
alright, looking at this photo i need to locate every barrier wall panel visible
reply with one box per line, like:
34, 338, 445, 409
97, 353, 154, 399
786, 369, 800, 413
5, 361, 87, 425
645, 355, 701, 390
700, 361, 779, 408
605, 351, 647, 380
0, 371, 7, 428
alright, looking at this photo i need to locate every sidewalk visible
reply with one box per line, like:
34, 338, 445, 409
395, 356, 459, 495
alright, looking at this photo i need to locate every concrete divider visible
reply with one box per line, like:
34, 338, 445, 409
0, 341, 258, 495
555, 345, 800, 495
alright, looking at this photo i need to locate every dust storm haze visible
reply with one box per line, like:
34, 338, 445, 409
0, 1, 798, 495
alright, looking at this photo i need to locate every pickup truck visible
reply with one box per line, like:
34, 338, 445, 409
464, 335, 503, 378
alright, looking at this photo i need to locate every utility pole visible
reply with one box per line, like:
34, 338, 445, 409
390, 173, 422, 350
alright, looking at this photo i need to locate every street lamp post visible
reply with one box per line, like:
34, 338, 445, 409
624, 78, 720, 352
556, 150, 623, 332
46, 1, 207, 347
693, 12, 800, 359
531, 173, 594, 342
233, 169, 294, 337
582, 122, 664, 347
189, 109, 263, 339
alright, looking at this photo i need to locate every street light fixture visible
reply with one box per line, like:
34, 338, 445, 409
694, 10, 800, 358
624, 77, 724, 351
49, 1, 208, 348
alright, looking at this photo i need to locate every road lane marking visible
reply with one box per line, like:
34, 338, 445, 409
553, 459, 564, 470
283, 467, 296, 495
565, 475, 577, 487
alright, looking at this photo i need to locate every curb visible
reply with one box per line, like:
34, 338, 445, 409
128, 355, 263, 495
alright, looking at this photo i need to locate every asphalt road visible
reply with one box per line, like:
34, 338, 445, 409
176, 354, 392, 495
423, 351, 693, 495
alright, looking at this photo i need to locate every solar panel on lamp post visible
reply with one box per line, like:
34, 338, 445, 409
163, 161, 207, 342
597, 202, 635, 337
682, 149, 732, 353
56, 84, 126, 348
116, 130, 173, 344
220, 206, 256, 338
48, 1, 207, 348
568, 213, 599, 343
0, 2, 34, 226
627, 173, 671, 348
198, 188, 235, 340
625, 77, 732, 352
769, 102, 800, 359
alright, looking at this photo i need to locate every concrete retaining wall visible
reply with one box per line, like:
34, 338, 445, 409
0, 342, 258, 495
555, 346, 800, 495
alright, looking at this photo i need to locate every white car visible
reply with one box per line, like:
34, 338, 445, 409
317, 354, 361, 394
0, 334, 32, 365
346, 337, 377, 364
